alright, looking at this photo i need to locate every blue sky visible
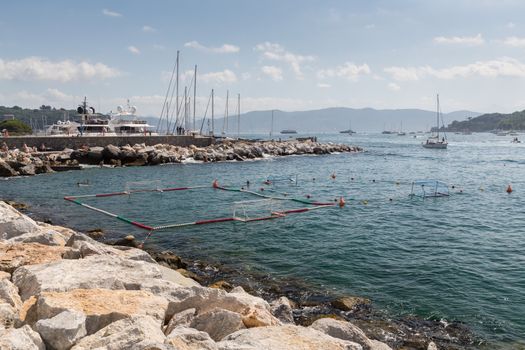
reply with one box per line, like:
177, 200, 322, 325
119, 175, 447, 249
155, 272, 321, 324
2, 0, 525, 116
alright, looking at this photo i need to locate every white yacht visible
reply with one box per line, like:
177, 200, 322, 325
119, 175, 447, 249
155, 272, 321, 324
109, 100, 157, 136
45, 120, 80, 136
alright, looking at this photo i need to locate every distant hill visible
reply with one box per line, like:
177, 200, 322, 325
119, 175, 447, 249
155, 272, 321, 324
188, 107, 480, 134
446, 110, 525, 132
1, 105, 481, 133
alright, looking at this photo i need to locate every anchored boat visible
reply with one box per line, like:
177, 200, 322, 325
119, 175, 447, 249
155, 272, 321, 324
423, 94, 448, 149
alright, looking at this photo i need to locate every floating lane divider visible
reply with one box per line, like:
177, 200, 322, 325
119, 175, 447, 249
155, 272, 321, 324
64, 181, 340, 247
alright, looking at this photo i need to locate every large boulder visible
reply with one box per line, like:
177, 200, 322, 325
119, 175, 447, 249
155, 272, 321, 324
331, 296, 371, 312
71, 315, 166, 350
12, 255, 163, 301
166, 286, 279, 328
310, 318, 375, 350
0, 242, 71, 273
35, 310, 87, 350
65, 233, 156, 263
217, 324, 363, 350
0, 278, 22, 310
165, 308, 196, 335
24, 288, 168, 335
270, 296, 294, 324
190, 308, 246, 341
0, 160, 18, 177
165, 326, 218, 350
0, 302, 16, 329
0, 324, 45, 350
0, 202, 67, 246
101, 144, 120, 161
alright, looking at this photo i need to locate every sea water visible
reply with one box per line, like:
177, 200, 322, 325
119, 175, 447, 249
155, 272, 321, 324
1, 133, 524, 347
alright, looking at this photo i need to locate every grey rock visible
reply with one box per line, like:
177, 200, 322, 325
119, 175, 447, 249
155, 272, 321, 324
190, 308, 246, 341
35, 310, 87, 350
164, 308, 196, 335
310, 318, 374, 350
0, 278, 22, 309
0, 324, 45, 350
165, 326, 218, 350
270, 296, 294, 324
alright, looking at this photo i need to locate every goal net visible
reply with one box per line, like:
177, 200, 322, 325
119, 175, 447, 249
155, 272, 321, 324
265, 174, 299, 188
232, 199, 285, 222
124, 180, 163, 194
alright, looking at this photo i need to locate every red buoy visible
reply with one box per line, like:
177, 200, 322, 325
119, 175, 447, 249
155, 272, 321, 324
338, 197, 346, 208
506, 184, 513, 194
331, 173, 336, 180
212, 179, 219, 188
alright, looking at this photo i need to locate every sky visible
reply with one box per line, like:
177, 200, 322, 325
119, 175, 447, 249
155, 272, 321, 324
2, 0, 525, 117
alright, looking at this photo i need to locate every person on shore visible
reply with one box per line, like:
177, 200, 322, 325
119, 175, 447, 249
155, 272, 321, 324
22, 143, 31, 153
1, 142, 8, 153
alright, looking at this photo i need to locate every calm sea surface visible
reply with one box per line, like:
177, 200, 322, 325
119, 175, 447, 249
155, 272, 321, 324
1, 133, 524, 347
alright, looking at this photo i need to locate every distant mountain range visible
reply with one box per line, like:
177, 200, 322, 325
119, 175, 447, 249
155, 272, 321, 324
1, 105, 481, 133
180, 107, 481, 134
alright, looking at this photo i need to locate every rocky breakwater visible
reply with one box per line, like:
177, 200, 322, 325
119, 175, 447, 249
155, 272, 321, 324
0, 139, 362, 177
0, 200, 397, 350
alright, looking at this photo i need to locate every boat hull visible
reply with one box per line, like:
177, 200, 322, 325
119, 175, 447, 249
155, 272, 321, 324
422, 142, 447, 149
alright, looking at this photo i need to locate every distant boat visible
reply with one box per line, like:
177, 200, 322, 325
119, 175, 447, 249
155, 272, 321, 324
397, 121, 406, 135
423, 94, 448, 149
280, 129, 297, 134
339, 129, 355, 134
381, 130, 395, 134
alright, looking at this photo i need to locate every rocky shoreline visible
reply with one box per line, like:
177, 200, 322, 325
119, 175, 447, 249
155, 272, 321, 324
0, 200, 399, 350
0, 200, 482, 350
0, 139, 362, 177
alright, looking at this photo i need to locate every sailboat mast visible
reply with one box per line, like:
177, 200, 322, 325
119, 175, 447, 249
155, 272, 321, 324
270, 110, 274, 138
436, 94, 440, 139
175, 51, 179, 133
193, 65, 197, 132
211, 89, 214, 135
184, 86, 187, 133
237, 93, 240, 138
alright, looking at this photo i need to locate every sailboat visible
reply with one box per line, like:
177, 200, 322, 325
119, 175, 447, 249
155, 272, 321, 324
423, 94, 448, 149
339, 119, 355, 134
397, 121, 406, 136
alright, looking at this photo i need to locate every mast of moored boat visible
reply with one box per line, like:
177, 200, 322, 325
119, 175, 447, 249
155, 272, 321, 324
193, 65, 197, 132
175, 51, 179, 135
237, 93, 240, 138
436, 94, 440, 140
211, 89, 214, 135
270, 110, 274, 139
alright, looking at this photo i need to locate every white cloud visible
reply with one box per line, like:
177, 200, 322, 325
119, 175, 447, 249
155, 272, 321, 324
142, 25, 156, 33
507, 22, 516, 29
433, 33, 484, 46
184, 41, 240, 54
200, 69, 237, 84
261, 66, 283, 81
102, 9, 122, 17
384, 57, 525, 81
502, 36, 525, 47
0, 57, 120, 82
317, 83, 331, 88
254, 42, 314, 79
45, 88, 71, 101
387, 82, 400, 91
317, 62, 371, 81
128, 46, 141, 55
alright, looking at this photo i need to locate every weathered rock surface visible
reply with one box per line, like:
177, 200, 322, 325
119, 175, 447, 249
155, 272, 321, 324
24, 288, 168, 335
167, 286, 280, 328
310, 318, 376, 350
0, 278, 22, 310
0, 242, 71, 273
165, 326, 218, 350
71, 315, 166, 350
65, 232, 156, 263
12, 255, 162, 300
0, 201, 64, 246
217, 324, 363, 350
331, 296, 371, 312
165, 308, 196, 335
271, 296, 295, 324
0, 271, 10, 280
35, 310, 87, 350
0, 302, 16, 329
190, 307, 246, 341
0, 324, 46, 350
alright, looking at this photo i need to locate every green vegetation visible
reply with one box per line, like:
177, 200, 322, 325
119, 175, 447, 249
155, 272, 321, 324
0, 105, 80, 131
447, 110, 525, 132
0, 119, 33, 135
